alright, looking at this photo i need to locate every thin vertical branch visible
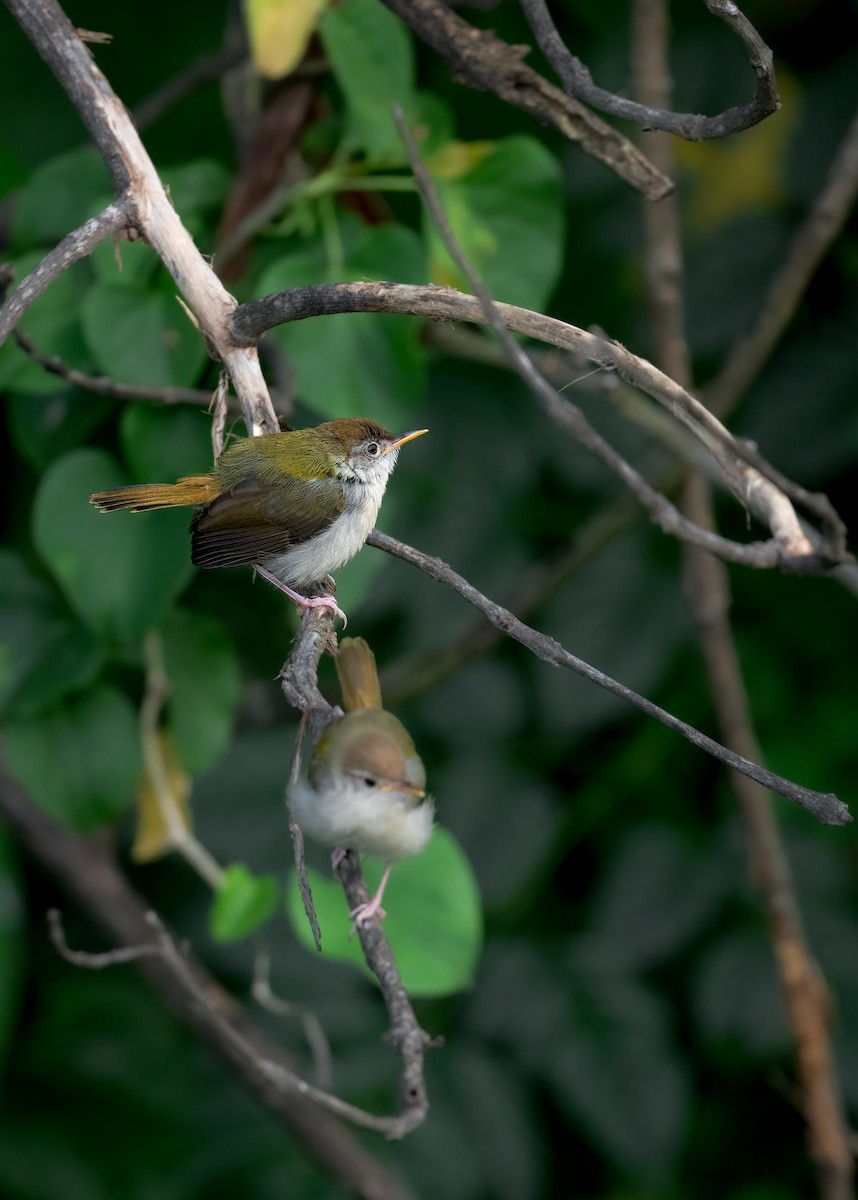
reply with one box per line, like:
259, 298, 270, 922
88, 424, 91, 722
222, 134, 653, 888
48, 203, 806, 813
631, 2, 854, 1195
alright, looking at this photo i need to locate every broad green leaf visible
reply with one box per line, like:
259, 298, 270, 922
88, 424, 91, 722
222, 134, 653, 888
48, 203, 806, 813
426, 136, 564, 312
469, 940, 688, 1176
210, 863, 279, 941
2, 683, 141, 832
161, 160, 232, 219
6, 391, 114, 470
257, 222, 426, 426
81, 281, 206, 388
0, 256, 93, 395
0, 822, 24, 1072
245, 0, 329, 79
0, 549, 104, 720
320, 0, 415, 164
11, 146, 110, 249
120, 404, 214, 485
161, 609, 242, 774
586, 824, 730, 969
551, 947, 689, 1176
33, 448, 194, 644
691, 929, 788, 1056
286, 826, 482, 997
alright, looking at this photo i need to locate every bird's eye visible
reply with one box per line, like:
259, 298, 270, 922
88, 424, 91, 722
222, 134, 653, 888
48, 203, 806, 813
363, 777, 377, 788
366, 442, 380, 457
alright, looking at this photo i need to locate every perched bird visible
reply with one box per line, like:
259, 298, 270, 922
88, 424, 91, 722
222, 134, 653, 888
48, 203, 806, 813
290, 636, 433, 927
90, 418, 427, 623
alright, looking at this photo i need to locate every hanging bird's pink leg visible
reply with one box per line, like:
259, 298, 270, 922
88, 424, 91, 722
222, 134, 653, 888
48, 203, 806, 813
349, 861, 393, 930
253, 564, 347, 627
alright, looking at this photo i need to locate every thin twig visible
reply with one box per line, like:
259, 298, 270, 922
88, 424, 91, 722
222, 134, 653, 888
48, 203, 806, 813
0, 764, 419, 1199
233, 280, 849, 569
632, 4, 854, 1195
377, 0, 673, 199
10, 325, 216, 406
522, 0, 780, 139
133, 38, 247, 131
0, 200, 129, 347
706, 107, 858, 420
369, 529, 850, 825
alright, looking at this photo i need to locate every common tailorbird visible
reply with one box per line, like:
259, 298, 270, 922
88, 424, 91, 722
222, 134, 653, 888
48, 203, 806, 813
90, 418, 428, 623
289, 636, 433, 927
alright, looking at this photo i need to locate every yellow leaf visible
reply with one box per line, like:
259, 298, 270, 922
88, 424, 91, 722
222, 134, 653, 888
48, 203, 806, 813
244, 0, 328, 80
675, 71, 800, 234
427, 140, 494, 181
132, 731, 192, 863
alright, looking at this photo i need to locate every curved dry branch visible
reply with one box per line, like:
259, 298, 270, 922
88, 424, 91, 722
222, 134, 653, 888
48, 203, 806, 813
232, 281, 848, 571
522, 0, 780, 139
378, 0, 673, 199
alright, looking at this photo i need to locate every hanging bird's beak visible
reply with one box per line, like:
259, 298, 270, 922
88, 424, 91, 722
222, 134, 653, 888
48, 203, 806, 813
378, 782, 426, 798
383, 428, 428, 456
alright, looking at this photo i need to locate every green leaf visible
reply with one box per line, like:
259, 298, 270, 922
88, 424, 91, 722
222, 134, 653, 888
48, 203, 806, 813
551, 947, 689, 1176
32, 448, 194, 644
0, 549, 104, 719
586, 824, 730, 969
161, 160, 232, 219
320, 0, 416, 164
257, 222, 426, 426
0, 821, 25, 1072
691, 928, 788, 1056
427, 136, 564, 312
6, 391, 114, 470
210, 863, 279, 941
81, 281, 207, 388
2, 684, 141, 832
0, 255, 93, 395
11, 146, 110, 249
161, 609, 241, 774
120, 404, 214, 484
286, 826, 482, 997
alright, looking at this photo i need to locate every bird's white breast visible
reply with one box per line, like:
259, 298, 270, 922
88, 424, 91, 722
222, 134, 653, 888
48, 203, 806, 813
263, 471, 390, 588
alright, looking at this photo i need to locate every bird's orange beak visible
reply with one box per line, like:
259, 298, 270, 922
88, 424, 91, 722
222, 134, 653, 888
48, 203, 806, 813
379, 782, 426, 798
383, 428, 428, 456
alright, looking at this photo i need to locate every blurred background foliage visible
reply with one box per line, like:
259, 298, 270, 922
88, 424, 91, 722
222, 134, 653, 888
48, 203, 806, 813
0, 0, 857, 1196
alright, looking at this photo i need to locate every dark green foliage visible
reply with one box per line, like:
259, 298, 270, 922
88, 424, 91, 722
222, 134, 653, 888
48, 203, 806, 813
1, 0, 857, 1196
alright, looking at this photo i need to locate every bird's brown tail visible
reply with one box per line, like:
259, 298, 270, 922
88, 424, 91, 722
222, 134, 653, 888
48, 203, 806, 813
336, 637, 383, 712
90, 475, 218, 513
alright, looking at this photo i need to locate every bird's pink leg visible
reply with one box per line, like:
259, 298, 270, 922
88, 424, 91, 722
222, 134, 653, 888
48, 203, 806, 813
349, 861, 393, 930
253, 564, 348, 627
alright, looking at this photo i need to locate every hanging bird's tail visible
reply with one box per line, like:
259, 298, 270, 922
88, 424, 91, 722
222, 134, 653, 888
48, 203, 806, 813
336, 637, 383, 712
90, 475, 218, 513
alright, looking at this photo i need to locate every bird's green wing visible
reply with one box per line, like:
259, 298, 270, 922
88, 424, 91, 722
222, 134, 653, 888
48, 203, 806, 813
190, 474, 345, 569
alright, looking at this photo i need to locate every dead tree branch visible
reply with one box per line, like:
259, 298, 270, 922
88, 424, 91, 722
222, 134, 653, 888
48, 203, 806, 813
378, 0, 673, 199
4, 0, 278, 436
522, 0, 780, 139
632, 3, 853, 1194
0, 760, 419, 1198
233, 291, 847, 574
